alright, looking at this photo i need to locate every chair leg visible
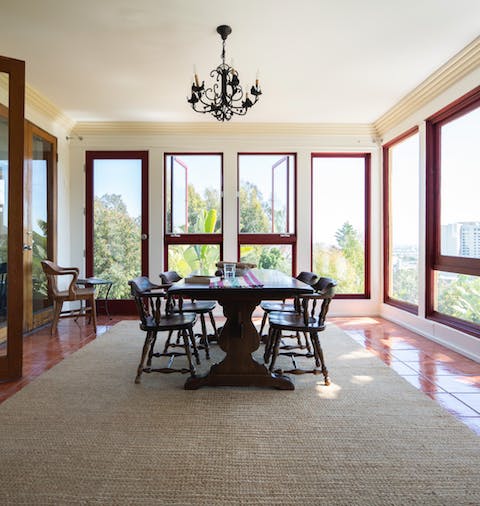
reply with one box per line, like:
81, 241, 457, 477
51, 300, 63, 335
208, 310, 219, 341
147, 331, 159, 366
258, 311, 268, 338
269, 329, 282, 373
263, 326, 275, 363
184, 327, 197, 376
189, 327, 201, 365
199, 314, 210, 360
90, 294, 97, 333
311, 331, 330, 385
162, 330, 174, 355
135, 330, 155, 384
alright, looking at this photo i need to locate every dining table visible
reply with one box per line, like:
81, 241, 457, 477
168, 268, 314, 390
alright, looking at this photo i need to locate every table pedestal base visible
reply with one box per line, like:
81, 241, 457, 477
184, 296, 295, 390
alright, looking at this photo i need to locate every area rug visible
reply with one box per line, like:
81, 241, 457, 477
1, 321, 479, 505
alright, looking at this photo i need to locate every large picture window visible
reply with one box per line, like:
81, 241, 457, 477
426, 86, 480, 335
164, 153, 223, 277
238, 153, 296, 275
383, 129, 419, 312
311, 154, 370, 297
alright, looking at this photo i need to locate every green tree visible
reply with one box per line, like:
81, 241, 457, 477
94, 193, 141, 299
239, 182, 270, 233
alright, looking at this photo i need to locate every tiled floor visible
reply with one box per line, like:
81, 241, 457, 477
1, 313, 479, 436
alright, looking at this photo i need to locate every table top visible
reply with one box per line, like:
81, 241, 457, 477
168, 269, 313, 300
77, 277, 113, 286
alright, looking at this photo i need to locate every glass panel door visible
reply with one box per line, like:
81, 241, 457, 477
86, 151, 148, 313
23, 125, 56, 332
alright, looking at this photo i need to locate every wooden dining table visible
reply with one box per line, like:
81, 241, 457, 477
168, 269, 314, 390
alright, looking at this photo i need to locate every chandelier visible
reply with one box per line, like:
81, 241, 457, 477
187, 25, 262, 121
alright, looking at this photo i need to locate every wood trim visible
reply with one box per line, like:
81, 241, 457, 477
382, 127, 420, 313
0, 55, 25, 380
310, 153, 371, 299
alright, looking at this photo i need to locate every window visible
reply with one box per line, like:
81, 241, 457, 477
383, 128, 419, 312
426, 86, 480, 335
164, 154, 223, 277
238, 153, 296, 275
311, 154, 370, 297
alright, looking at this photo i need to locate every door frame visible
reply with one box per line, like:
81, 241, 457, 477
85, 151, 149, 314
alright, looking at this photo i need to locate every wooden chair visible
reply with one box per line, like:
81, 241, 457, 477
264, 277, 337, 385
41, 260, 97, 335
129, 276, 199, 383
160, 271, 218, 355
258, 271, 319, 339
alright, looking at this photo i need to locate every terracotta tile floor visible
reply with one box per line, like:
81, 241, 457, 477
1, 314, 479, 436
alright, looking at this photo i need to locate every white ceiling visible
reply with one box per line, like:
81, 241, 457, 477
1, 0, 479, 124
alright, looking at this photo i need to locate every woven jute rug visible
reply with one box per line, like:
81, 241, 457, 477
1, 320, 479, 505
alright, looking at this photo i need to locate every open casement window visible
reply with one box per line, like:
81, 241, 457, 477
383, 128, 419, 313
426, 86, 480, 337
164, 153, 223, 277
238, 153, 296, 276
311, 153, 371, 298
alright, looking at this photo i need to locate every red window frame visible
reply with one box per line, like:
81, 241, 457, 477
383, 127, 419, 314
237, 153, 297, 276
163, 153, 224, 271
426, 86, 480, 336
310, 153, 371, 299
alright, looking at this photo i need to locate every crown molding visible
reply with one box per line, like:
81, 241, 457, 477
374, 36, 480, 136
25, 84, 75, 131
72, 121, 376, 138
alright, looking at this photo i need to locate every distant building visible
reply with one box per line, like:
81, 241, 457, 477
442, 222, 480, 257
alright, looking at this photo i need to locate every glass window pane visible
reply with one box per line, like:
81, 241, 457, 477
168, 244, 220, 277
240, 244, 292, 276
31, 135, 51, 314
93, 159, 142, 299
239, 154, 294, 234
435, 271, 480, 325
312, 156, 366, 294
389, 134, 419, 304
165, 155, 222, 234
0, 103, 8, 347
440, 107, 480, 258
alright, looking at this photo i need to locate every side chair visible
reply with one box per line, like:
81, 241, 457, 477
258, 271, 319, 340
160, 271, 218, 355
41, 260, 97, 335
129, 276, 199, 383
264, 277, 337, 385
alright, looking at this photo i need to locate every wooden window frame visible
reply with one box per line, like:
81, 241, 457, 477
383, 127, 419, 314
163, 153, 224, 271
237, 152, 297, 276
310, 153, 371, 299
425, 86, 480, 336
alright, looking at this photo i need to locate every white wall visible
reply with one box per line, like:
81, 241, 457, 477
68, 130, 380, 317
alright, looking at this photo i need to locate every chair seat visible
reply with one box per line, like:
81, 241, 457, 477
174, 300, 216, 313
56, 286, 96, 301
260, 301, 296, 313
141, 313, 197, 332
268, 312, 324, 332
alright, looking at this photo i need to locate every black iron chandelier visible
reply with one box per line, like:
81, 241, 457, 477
187, 25, 262, 121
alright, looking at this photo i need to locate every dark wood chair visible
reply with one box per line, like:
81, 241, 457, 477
258, 271, 319, 340
264, 277, 337, 385
160, 271, 218, 355
41, 260, 97, 335
129, 276, 199, 383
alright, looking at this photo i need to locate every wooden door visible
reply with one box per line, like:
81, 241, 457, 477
0, 55, 25, 381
